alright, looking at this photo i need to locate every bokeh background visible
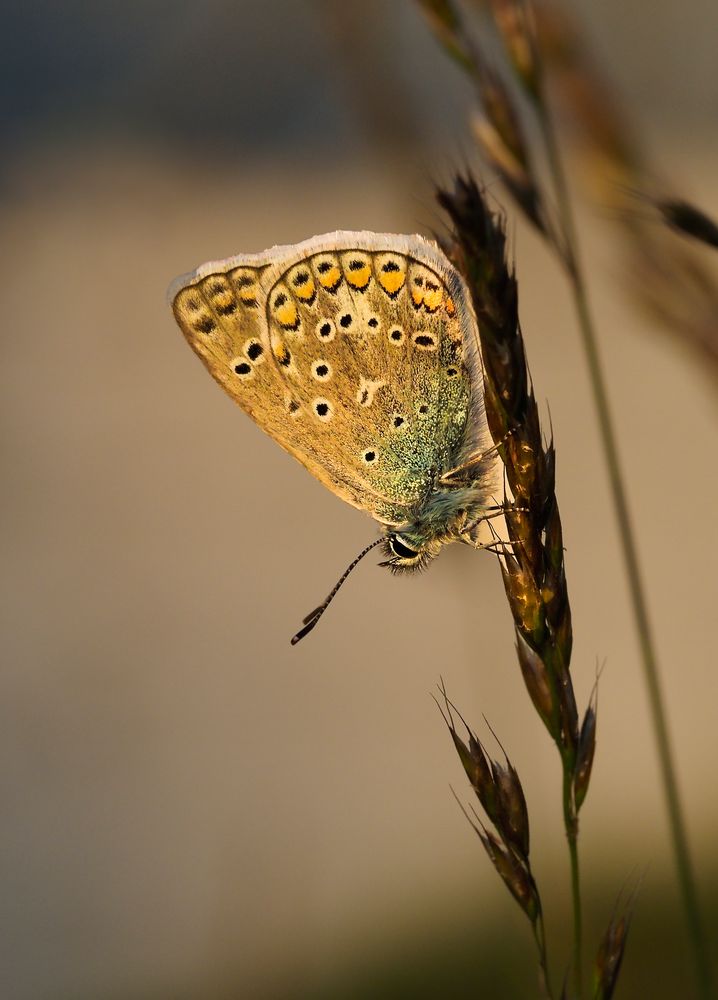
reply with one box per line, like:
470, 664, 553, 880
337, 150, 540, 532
2, 2, 717, 998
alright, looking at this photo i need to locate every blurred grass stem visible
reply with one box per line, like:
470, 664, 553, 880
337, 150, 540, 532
535, 87, 715, 1000
562, 753, 582, 995
533, 913, 555, 999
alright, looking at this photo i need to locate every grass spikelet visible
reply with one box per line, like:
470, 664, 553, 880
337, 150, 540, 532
417, 0, 549, 236
592, 897, 635, 1000
439, 684, 551, 993
437, 177, 576, 755
574, 686, 597, 813
487, 0, 541, 99
651, 197, 718, 250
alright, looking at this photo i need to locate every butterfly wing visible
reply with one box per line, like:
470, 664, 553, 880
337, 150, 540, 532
169, 232, 492, 526
170, 254, 367, 513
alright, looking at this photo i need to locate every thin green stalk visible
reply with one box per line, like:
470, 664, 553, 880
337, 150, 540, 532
537, 98, 715, 999
562, 755, 582, 997
533, 911, 556, 1000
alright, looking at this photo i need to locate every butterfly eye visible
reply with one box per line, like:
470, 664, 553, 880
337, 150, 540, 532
389, 535, 420, 560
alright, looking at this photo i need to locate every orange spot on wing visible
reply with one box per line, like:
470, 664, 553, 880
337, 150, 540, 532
345, 263, 371, 289
276, 300, 299, 329
231, 268, 260, 308
293, 275, 316, 302
423, 285, 443, 311
239, 289, 258, 307
379, 270, 405, 295
318, 265, 341, 290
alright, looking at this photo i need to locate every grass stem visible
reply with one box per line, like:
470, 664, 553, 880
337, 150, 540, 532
536, 95, 715, 1000
534, 912, 556, 999
562, 756, 582, 997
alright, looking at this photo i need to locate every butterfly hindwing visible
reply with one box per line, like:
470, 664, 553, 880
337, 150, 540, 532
172, 263, 277, 426
170, 232, 489, 526
172, 259, 369, 512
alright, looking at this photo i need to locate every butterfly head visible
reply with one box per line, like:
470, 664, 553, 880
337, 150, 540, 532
381, 512, 472, 572
380, 483, 494, 572
381, 531, 436, 572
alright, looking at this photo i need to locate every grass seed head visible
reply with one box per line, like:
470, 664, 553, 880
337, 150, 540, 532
488, 0, 541, 99
479, 828, 540, 922
415, 0, 472, 72
492, 757, 531, 860
656, 197, 718, 250
574, 696, 597, 811
593, 911, 631, 1000
438, 174, 577, 757
515, 631, 559, 739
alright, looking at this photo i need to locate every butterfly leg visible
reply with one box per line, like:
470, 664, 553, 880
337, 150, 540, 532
439, 428, 515, 487
460, 493, 533, 553
462, 518, 518, 555
462, 500, 529, 534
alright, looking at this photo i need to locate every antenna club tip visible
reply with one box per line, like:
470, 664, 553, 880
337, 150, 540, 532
288, 535, 384, 645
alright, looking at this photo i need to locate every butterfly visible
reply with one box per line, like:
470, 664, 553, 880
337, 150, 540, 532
169, 232, 503, 640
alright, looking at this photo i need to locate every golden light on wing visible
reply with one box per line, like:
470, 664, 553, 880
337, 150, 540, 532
169, 234, 483, 527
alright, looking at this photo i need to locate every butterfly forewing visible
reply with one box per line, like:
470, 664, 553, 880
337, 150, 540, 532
170, 233, 482, 526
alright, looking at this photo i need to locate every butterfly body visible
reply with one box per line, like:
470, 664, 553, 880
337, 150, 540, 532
169, 232, 500, 570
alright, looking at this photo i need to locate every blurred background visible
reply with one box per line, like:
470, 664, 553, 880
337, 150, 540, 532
2, 2, 717, 998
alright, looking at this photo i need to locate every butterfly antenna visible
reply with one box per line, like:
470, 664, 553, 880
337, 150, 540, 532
290, 537, 385, 645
